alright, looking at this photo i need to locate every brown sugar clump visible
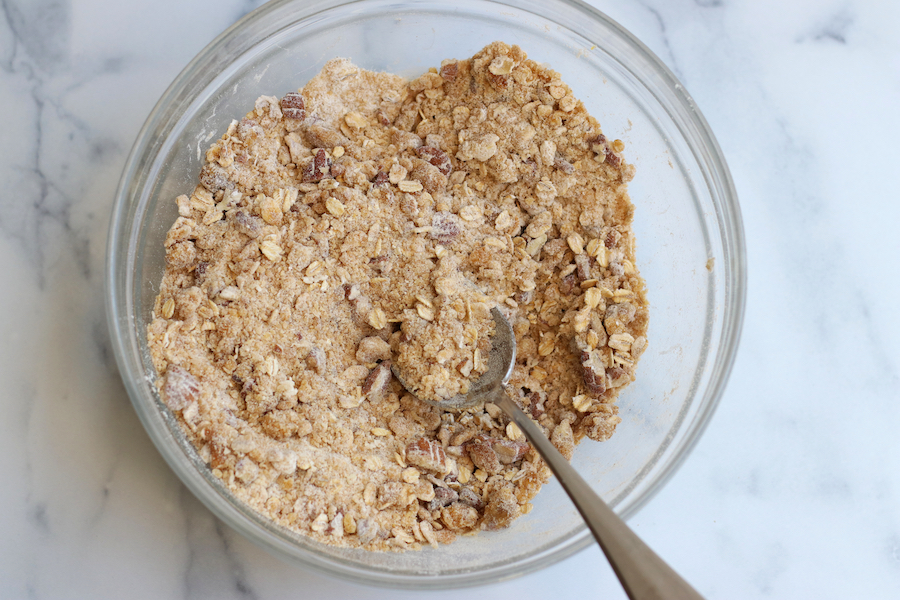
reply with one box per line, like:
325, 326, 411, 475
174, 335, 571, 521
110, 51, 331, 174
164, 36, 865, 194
147, 41, 648, 551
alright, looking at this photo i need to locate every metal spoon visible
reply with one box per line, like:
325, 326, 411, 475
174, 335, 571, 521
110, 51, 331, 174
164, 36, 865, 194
394, 307, 704, 600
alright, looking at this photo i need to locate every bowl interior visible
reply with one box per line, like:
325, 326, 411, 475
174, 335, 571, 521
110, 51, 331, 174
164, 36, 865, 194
108, 0, 744, 588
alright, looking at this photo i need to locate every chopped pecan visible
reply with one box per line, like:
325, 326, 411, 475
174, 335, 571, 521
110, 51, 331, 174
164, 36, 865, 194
439, 60, 458, 81
406, 437, 448, 474
487, 71, 508, 90
329, 160, 346, 180
162, 365, 200, 410
481, 485, 520, 530
371, 170, 389, 186
586, 133, 607, 152
440, 503, 479, 530
208, 438, 230, 469
554, 153, 575, 174
493, 439, 529, 464
580, 350, 606, 396
198, 163, 232, 193
233, 210, 263, 239
559, 272, 578, 295
375, 108, 392, 126
302, 149, 332, 183
605, 228, 621, 249
607, 366, 631, 389
429, 212, 461, 244
528, 391, 544, 419
236, 117, 261, 140
302, 123, 348, 149
575, 253, 592, 281
457, 486, 483, 510
280, 92, 306, 120
428, 485, 458, 511
605, 149, 621, 169
362, 361, 392, 398
465, 439, 502, 475
416, 146, 452, 176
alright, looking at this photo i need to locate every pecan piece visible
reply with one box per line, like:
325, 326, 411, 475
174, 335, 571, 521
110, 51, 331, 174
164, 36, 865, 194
554, 153, 575, 174
440, 503, 479, 530
493, 439, 529, 464
605, 149, 621, 169
465, 439, 502, 475
607, 366, 631, 389
457, 486, 483, 510
416, 146, 452, 176
302, 149, 332, 183
605, 229, 620, 249
362, 361, 392, 398
162, 365, 200, 411
428, 486, 459, 511
487, 71, 509, 90
528, 391, 544, 419
375, 108, 392, 126
302, 123, 348, 149
406, 437, 448, 474
198, 163, 232, 193
371, 170, 389, 186
580, 350, 607, 396
559, 272, 578, 296
429, 212, 461, 244
575, 253, 592, 281
481, 485, 520, 530
233, 210, 263, 239
280, 92, 306, 120
586, 133, 607, 152
439, 60, 458, 81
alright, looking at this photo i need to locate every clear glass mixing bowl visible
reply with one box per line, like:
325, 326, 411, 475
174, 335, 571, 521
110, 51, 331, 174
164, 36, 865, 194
106, 0, 746, 588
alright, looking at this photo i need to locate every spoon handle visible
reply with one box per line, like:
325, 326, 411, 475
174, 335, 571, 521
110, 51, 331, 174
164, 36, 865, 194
494, 391, 704, 600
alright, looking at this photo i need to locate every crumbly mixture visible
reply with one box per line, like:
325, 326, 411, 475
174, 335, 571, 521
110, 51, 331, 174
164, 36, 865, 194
148, 42, 648, 551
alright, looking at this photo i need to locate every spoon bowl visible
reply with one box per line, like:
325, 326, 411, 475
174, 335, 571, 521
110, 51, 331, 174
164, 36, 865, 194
391, 307, 516, 412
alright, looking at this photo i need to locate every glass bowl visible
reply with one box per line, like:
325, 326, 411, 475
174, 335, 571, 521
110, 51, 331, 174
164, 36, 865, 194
106, 0, 745, 589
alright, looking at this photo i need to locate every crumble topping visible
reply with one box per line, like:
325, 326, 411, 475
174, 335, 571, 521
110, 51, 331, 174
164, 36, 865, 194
148, 41, 648, 551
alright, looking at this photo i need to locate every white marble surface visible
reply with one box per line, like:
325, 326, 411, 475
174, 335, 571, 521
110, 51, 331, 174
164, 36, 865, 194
1, 0, 899, 597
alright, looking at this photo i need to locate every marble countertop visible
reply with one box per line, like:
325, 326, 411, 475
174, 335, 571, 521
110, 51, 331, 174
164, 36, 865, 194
1, 0, 898, 597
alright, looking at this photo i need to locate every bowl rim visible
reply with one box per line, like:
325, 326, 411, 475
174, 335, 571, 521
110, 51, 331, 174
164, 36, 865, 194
106, 0, 746, 589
